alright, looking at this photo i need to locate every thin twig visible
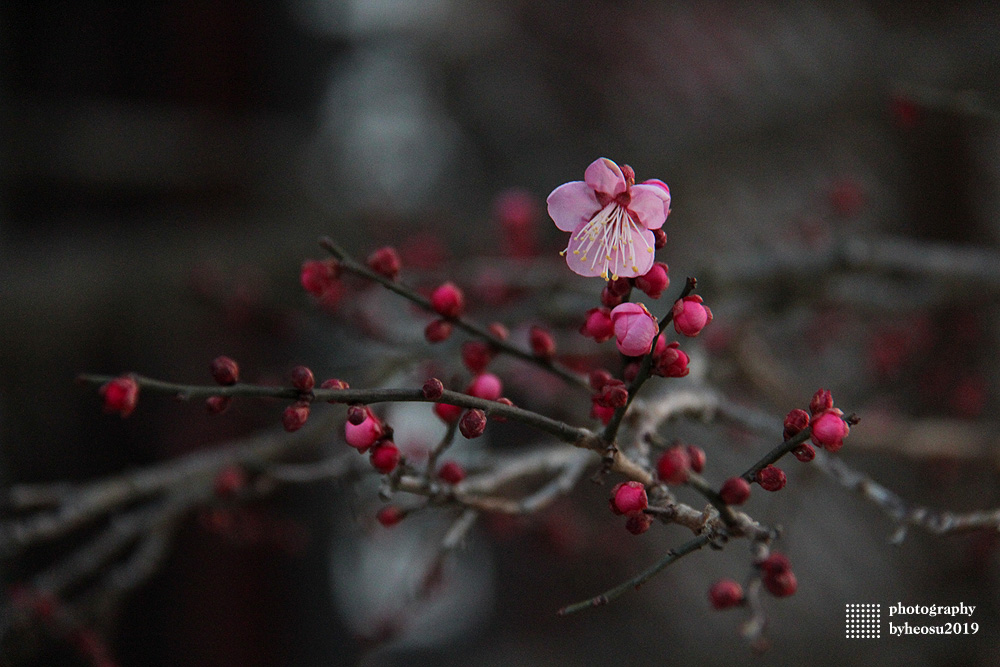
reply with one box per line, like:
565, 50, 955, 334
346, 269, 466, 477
319, 237, 591, 391
557, 533, 711, 615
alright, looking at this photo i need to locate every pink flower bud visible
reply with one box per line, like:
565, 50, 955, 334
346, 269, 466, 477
656, 446, 691, 485
461, 341, 495, 374
424, 319, 453, 343
433, 402, 462, 423
579, 307, 614, 343
437, 460, 466, 484
529, 326, 556, 360
369, 441, 400, 474
467, 373, 503, 401
611, 302, 659, 357
100, 375, 139, 417
430, 282, 465, 318
719, 477, 751, 505
652, 227, 668, 250
783, 408, 811, 440
635, 262, 669, 299
809, 388, 834, 416
459, 409, 488, 439
686, 445, 706, 473
206, 395, 232, 414
793, 443, 816, 462
611, 481, 648, 515
290, 365, 315, 392
709, 579, 744, 610
672, 295, 713, 337
810, 408, 849, 452
625, 511, 653, 535
210, 356, 239, 385
422, 377, 444, 400
377, 506, 404, 527
345, 408, 383, 451
366, 246, 401, 280
653, 341, 689, 378
756, 465, 786, 492
282, 401, 310, 432
300, 259, 340, 296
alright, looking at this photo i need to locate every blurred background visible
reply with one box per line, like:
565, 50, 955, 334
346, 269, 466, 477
2, 0, 1000, 665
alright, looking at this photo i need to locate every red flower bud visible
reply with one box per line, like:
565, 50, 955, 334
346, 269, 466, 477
422, 377, 444, 400
100, 375, 140, 417
347, 404, 367, 425
369, 441, 400, 474
210, 356, 239, 385
635, 262, 669, 299
300, 259, 340, 296
656, 447, 691, 485
206, 395, 232, 415
653, 341, 690, 378
492, 397, 514, 421
709, 579, 744, 610
320, 378, 350, 402
760, 553, 797, 597
756, 465, 787, 492
686, 445, 706, 473
529, 326, 556, 360
624, 511, 653, 535
652, 228, 668, 250
424, 319, 453, 343
588, 369, 614, 391
461, 341, 495, 374
433, 402, 462, 423
590, 396, 616, 425
809, 388, 834, 416
430, 282, 465, 318
437, 460, 466, 484
595, 380, 629, 408
459, 409, 488, 439
214, 465, 247, 498
282, 401, 310, 432
366, 246, 401, 280
783, 408, 811, 440
377, 506, 404, 527
488, 322, 509, 341
290, 365, 315, 392
793, 443, 816, 462
600, 285, 624, 308
719, 477, 751, 505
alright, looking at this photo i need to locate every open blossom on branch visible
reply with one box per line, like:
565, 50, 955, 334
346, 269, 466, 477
547, 158, 670, 280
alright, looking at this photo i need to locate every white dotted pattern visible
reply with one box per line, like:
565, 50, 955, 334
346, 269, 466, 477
845, 603, 881, 639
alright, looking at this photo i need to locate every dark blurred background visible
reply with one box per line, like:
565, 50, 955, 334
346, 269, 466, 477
2, 1, 1000, 665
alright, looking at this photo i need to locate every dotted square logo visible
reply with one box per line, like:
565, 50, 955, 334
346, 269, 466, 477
845, 603, 881, 639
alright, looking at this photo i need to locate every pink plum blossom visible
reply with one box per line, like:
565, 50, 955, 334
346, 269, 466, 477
672, 295, 713, 337
610, 302, 659, 356
547, 158, 670, 280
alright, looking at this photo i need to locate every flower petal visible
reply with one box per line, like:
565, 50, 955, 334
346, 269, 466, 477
629, 183, 671, 230
608, 225, 656, 278
565, 220, 608, 277
584, 158, 626, 197
547, 181, 601, 232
